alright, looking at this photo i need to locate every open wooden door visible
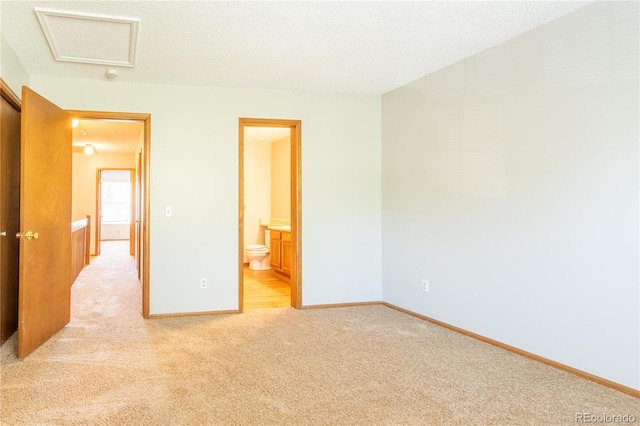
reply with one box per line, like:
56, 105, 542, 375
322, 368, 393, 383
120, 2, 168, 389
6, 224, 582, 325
0, 78, 21, 344
95, 171, 101, 256
129, 169, 135, 256
0, 81, 21, 345
135, 152, 142, 279
17, 87, 72, 358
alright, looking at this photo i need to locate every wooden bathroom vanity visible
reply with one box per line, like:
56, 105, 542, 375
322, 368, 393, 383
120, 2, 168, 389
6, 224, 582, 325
270, 229, 291, 280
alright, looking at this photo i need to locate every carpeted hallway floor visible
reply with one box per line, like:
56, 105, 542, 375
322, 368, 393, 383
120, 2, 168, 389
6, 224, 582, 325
1, 241, 638, 425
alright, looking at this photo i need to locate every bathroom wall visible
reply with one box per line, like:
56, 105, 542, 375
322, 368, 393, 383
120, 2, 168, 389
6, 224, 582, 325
381, 1, 639, 390
271, 136, 290, 220
244, 134, 290, 261
244, 138, 272, 253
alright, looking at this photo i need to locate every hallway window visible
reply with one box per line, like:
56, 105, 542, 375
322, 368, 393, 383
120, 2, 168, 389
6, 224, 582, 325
101, 170, 131, 223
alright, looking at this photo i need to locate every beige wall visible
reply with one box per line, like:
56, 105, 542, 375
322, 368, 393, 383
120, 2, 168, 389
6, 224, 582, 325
270, 136, 290, 220
72, 152, 136, 254
29, 63, 383, 315
381, 1, 639, 390
0, 34, 29, 97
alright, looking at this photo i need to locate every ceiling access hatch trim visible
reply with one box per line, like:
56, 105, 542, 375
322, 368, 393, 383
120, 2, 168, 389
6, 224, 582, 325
34, 7, 140, 67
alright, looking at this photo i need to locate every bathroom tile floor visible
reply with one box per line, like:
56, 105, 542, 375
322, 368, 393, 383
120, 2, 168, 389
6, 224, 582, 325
243, 265, 291, 310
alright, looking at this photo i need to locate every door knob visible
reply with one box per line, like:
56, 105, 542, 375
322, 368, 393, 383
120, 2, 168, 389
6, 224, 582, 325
16, 231, 39, 240
0, 231, 6, 237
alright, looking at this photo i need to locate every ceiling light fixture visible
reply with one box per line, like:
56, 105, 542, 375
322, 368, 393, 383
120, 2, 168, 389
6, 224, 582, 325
84, 144, 96, 155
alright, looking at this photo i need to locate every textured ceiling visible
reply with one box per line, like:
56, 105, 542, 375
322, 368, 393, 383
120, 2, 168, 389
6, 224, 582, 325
1, 1, 593, 95
33, 7, 139, 67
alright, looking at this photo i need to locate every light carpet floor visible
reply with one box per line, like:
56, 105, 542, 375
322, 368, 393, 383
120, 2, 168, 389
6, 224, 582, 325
1, 241, 638, 425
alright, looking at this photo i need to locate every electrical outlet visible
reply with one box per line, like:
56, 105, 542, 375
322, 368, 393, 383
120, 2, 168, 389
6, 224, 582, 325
200, 278, 208, 289
421, 280, 429, 293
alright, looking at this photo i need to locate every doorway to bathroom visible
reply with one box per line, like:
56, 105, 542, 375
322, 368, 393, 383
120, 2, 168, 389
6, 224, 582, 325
238, 118, 301, 311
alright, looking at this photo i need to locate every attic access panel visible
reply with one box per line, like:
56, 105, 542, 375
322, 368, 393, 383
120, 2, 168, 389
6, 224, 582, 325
34, 7, 139, 67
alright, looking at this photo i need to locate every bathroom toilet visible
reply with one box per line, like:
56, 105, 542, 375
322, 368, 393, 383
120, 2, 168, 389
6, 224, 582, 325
245, 244, 270, 270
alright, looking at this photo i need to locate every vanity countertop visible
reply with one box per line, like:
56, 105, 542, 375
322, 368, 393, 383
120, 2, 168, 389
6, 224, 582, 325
261, 218, 291, 231
267, 225, 291, 232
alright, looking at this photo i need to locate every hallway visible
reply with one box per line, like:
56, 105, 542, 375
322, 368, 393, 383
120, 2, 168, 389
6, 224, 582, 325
74, 240, 141, 318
